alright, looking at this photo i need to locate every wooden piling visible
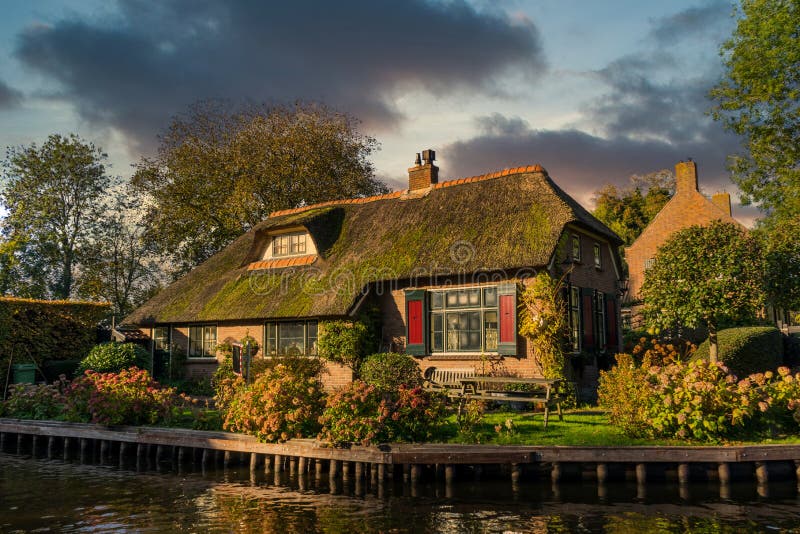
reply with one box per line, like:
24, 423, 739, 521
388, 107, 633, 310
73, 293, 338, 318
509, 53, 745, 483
635, 463, 647, 485
80, 438, 89, 462
289, 457, 297, 476
342, 461, 351, 481
17, 433, 25, 455
264, 454, 272, 475
156, 445, 166, 465
250, 452, 259, 473
410, 464, 421, 483
100, 440, 109, 464
63, 437, 71, 461
354, 461, 363, 481
596, 463, 608, 484
755, 461, 769, 485
315, 458, 324, 481
223, 450, 233, 468
47, 436, 55, 459
551, 462, 562, 483
298, 456, 307, 475
31, 435, 38, 456
329, 459, 339, 479
677, 463, 690, 485
511, 463, 521, 484
0, 432, 5, 452
718, 462, 731, 484
274, 454, 283, 472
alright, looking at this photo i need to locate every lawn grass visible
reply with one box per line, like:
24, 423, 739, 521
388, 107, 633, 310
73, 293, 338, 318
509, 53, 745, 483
440, 407, 800, 447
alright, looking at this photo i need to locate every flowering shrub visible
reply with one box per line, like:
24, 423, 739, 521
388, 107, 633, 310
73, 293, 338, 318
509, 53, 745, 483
386, 385, 447, 442
223, 364, 325, 442
630, 336, 696, 365
65, 368, 175, 426
600, 352, 800, 441
1, 379, 68, 420
319, 382, 447, 446
596, 354, 654, 437
78, 342, 151, 374
359, 353, 422, 394
318, 381, 387, 446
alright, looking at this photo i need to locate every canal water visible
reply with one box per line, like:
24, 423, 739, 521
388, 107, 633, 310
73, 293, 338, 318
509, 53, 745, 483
2, 452, 800, 532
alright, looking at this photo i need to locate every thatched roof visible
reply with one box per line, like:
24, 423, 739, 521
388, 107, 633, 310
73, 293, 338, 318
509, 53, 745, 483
124, 166, 621, 326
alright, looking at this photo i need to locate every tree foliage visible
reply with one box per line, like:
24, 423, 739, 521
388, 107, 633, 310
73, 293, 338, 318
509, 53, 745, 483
592, 169, 674, 246
1, 134, 110, 299
756, 217, 800, 312
641, 221, 764, 361
132, 100, 387, 276
710, 0, 800, 222
75, 194, 163, 317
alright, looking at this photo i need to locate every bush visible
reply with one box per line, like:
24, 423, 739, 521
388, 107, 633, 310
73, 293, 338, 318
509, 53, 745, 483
1, 380, 68, 420
318, 381, 387, 446
317, 320, 370, 373
693, 326, 783, 376
64, 368, 175, 426
223, 364, 325, 442
249, 354, 326, 380
78, 342, 150, 374
359, 353, 422, 394
387, 385, 447, 442
597, 354, 654, 437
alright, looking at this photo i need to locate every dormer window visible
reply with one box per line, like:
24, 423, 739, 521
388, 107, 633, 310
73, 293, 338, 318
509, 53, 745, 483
273, 232, 307, 257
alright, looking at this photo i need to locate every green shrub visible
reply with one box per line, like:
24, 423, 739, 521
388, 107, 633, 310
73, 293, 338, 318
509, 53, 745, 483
223, 364, 325, 442
597, 354, 654, 437
78, 342, 150, 374
1, 381, 68, 420
64, 368, 175, 426
317, 320, 370, 373
693, 326, 782, 377
318, 380, 387, 446
359, 353, 422, 394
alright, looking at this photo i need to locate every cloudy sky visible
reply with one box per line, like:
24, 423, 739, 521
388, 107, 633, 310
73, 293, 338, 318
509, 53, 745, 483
0, 0, 756, 222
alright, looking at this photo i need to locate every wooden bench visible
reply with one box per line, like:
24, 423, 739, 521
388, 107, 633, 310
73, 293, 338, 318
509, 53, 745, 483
423, 367, 565, 427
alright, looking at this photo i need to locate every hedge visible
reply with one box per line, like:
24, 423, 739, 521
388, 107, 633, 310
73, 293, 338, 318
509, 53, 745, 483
693, 326, 783, 377
0, 297, 110, 386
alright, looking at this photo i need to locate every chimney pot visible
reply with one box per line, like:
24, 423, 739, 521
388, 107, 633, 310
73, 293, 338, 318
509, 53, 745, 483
414, 153, 421, 166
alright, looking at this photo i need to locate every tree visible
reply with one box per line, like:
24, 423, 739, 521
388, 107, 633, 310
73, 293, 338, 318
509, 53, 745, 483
1, 134, 110, 299
757, 217, 800, 312
132, 100, 388, 276
75, 193, 164, 318
641, 221, 764, 362
710, 0, 800, 222
592, 169, 674, 246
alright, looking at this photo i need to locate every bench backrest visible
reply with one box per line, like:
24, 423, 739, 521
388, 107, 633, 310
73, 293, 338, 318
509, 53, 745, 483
427, 367, 475, 387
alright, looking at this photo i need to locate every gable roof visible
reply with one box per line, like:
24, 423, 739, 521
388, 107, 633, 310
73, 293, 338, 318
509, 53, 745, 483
124, 166, 621, 326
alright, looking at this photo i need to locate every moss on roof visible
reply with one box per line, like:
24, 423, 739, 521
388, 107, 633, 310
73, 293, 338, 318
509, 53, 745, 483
124, 169, 621, 325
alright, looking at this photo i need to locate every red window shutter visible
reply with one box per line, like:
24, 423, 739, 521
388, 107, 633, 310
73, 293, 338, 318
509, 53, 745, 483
605, 294, 618, 350
497, 283, 518, 355
407, 300, 423, 345
404, 289, 427, 355
581, 288, 595, 349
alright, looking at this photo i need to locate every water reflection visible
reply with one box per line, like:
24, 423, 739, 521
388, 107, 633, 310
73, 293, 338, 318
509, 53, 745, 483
1, 452, 799, 533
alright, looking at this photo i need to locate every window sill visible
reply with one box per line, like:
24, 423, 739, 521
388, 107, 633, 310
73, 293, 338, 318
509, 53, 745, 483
185, 358, 219, 363
426, 353, 502, 361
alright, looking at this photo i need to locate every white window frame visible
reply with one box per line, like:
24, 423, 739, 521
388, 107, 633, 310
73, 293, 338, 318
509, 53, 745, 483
264, 320, 318, 356
593, 243, 602, 269
571, 234, 581, 262
271, 232, 308, 258
569, 286, 581, 352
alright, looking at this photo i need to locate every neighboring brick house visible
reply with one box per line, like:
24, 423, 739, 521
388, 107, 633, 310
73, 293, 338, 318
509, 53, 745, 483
625, 160, 743, 304
123, 150, 624, 390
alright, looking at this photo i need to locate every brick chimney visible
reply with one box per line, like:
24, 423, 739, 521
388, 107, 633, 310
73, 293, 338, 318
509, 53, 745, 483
408, 149, 438, 191
712, 192, 732, 216
675, 159, 698, 194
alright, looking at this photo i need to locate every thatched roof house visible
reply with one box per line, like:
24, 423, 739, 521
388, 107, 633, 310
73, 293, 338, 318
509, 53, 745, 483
125, 151, 624, 388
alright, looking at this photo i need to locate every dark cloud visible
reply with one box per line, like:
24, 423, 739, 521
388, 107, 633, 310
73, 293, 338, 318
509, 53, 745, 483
0, 79, 23, 109
441, 115, 742, 210
648, 1, 733, 44
14, 0, 545, 153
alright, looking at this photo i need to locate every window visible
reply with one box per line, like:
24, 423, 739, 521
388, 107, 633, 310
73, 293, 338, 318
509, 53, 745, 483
188, 325, 217, 358
568, 286, 581, 352
644, 258, 655, 270
571, 234, 581, 262
264, 320, 318, 356
153, 327, 170, 353
594, 291, 606, 349
593, 243, 602, 269
272, 232, 307, 257
430, 286, 499, 353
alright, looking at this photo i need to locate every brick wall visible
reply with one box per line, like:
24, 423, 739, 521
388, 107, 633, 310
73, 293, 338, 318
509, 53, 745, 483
376, 226, 621, 381
626, 162, 741, 300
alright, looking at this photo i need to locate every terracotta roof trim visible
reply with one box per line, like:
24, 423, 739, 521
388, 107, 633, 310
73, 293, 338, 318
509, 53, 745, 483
268, 164, 545, 218
247, 254, 317, 271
